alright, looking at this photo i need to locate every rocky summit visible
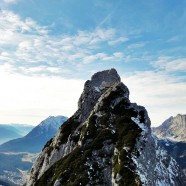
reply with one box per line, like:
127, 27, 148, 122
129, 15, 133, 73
153, 114, 186, 178
27, 69, 185, 186
153, 114, 186, 142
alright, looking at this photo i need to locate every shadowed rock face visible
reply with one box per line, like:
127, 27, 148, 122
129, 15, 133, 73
157, 139, 186, 177
27, 69, 185, 186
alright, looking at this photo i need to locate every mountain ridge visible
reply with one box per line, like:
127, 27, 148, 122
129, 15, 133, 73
152, 114, 186, 177
27, 69, 185, 186
152, 114, 186, 142
0, 126, 22, 145
0, 116, 67, 153
0, 124, 34, 145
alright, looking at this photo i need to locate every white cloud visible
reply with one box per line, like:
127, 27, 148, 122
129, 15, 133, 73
0, 10, 47, 35
167, 35, 181, 43
121, 71, 186, 126
155, 56, 186, 72
75, 28, 115, 45
0, 10, 127, 77
128, 42, 145, 49
2, 0, 18, 4
108, 37, 129, 45
4, 0, 16, 3
82, 52, 124, 64
17, 66, 72, 77
0, 71, 84, 125
0, 63, 15, 74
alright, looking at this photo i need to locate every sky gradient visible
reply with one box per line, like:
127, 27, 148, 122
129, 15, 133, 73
0, 0, 186, 126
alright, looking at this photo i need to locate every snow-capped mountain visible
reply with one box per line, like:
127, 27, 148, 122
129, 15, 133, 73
152, 114, 186, 142
0, 116, 67, 153
27, 69, 185, 186
25, 116, 67, 139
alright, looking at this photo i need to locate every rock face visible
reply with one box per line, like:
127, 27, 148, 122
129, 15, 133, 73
77, 68, 121, 123
157, 139, 186, 177
153, 114, 186, 177
152, 114, 186, 142
27, 69, 185, 186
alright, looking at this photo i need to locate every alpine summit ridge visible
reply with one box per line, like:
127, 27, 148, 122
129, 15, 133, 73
27, 69, 185, 186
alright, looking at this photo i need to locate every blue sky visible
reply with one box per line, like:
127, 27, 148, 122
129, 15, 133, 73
0, 0, 185, 126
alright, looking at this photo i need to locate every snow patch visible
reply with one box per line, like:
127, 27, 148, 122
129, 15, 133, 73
94, 86, 101, 92
131, 117, 148, 133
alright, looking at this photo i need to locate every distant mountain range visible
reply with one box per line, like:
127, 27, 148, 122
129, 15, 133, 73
9, 124, 35, 136
153, 114, 186, 142
0, 124, 34, 145
153, 114, 186, 176
0, 116, 67, 153
0, 115, 67, 186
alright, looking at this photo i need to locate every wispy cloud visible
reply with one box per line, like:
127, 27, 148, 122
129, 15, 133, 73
82, 52, 124, 64
0, 71, 84, 124
4, 0, 17, 3
108, 37, 129, 45
1, 0, 18, 5
0, 10, 128, 77
128, 42, 145, 49
167, 35, 181, 43
122, 71, 186, 126
2, 10, 48, 32
155, 56, 186, 72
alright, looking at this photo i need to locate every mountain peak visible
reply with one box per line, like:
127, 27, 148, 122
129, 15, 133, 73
77, 69, 124, 122
39, 115, 67, 128
27, 70, 185, 186
91, 68, 121, 89
153, 114, 186, 142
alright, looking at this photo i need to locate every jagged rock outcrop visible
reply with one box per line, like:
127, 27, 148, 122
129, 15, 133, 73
27, 69, 185, 186
77, 68, 121, 122
152, 114, 186, 142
